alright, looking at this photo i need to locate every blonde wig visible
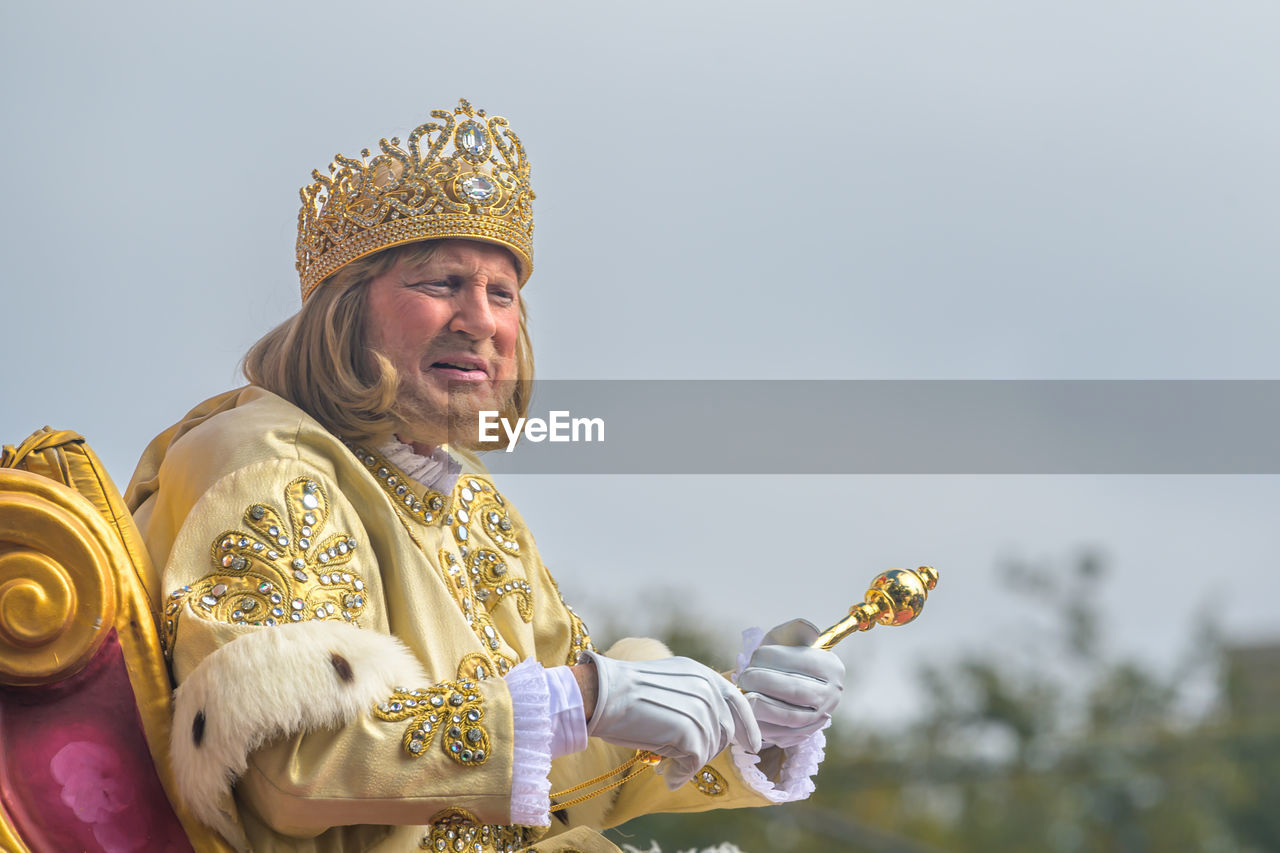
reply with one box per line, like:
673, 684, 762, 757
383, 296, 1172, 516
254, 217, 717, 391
243, 241, 534, 448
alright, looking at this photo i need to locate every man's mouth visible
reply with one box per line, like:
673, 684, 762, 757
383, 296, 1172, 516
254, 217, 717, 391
428, 358, 488, 381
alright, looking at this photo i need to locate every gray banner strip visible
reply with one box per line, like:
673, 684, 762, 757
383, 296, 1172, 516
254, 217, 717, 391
448, 381, 1280, 474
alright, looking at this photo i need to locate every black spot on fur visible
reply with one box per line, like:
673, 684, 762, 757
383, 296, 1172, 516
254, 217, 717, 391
554, 809, 569, 825
330, 653, 354, 683
192, 710, 206, 747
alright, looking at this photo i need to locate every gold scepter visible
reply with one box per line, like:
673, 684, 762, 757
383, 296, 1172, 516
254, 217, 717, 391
811, 565, 939, 648
550, 566, 940, 811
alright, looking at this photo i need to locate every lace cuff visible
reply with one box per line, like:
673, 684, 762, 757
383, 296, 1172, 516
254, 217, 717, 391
728, 627, 829, 803
504, 659, 553, 826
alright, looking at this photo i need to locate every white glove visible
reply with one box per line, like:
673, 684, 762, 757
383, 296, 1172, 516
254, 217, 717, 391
738, 619, 845, 749
583, 650, 763, 789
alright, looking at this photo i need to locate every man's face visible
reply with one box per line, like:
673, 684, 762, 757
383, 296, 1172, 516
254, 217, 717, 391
365, 239, 521, 447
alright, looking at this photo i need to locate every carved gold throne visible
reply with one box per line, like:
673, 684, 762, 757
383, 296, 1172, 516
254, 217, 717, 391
0, 428, 231, 852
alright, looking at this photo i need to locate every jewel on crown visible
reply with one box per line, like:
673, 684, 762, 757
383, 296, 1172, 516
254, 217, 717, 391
295, 98, 534, 299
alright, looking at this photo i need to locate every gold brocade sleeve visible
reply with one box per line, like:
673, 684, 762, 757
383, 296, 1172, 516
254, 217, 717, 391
157, 457, 522, 841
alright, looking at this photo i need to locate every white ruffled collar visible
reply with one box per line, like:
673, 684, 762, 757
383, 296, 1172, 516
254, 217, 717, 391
376, 437, 462, 495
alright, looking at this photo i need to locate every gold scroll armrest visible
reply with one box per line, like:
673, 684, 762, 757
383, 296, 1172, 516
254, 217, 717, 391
0, 427, 233, 852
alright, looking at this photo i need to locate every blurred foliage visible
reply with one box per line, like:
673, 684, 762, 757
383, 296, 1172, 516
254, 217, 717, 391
592, 553, 1280, 852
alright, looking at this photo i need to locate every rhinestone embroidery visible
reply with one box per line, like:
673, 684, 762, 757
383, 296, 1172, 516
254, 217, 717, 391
692, 765, 728, 796
416, 808, 535, 852
162, 478, 365, 653
375, 682, 490, 765
470, 497, 521, 556
345, 440, 449, 527
467, 548, 532, 622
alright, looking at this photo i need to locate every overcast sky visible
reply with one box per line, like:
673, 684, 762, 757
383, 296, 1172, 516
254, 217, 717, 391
3, 1, 1278, 723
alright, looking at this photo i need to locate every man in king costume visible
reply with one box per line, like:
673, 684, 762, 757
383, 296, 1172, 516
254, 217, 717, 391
123, 99, 846, 852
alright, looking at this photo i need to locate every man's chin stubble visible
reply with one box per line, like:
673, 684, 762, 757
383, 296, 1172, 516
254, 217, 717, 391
392, 385, 514, 451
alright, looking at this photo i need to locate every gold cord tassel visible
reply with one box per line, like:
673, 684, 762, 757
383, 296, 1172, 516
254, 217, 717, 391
549, 750, 662, 812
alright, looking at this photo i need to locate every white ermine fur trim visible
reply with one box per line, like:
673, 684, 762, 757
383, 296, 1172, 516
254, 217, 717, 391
170, 621, 428, 845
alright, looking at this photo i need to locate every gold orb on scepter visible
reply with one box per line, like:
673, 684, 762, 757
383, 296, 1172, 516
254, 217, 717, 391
812, 566, 939, 650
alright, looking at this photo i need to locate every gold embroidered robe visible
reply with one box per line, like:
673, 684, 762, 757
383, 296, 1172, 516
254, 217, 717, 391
126, 386, 807, 852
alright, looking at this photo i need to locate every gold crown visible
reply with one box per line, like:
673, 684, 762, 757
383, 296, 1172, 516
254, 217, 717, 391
296, 98, 534, 300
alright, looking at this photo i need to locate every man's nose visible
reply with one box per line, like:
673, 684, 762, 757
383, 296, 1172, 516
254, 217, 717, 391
448, 282, 498, 339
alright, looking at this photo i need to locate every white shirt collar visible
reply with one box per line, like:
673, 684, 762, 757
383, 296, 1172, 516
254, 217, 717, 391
376, 437, 462, 495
